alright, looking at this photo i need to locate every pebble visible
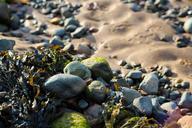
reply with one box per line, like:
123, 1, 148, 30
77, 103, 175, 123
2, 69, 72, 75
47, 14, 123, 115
126, 70, 142, 79
60, 7, 73, 18
64, 61, 91, 80
64, 17, 79, 27
86, 80, 107, 102
133, 96, 153, 116
78, 99, 89, 109
50, 17, 61, 25
121, 87, 141, 105
53, 28, 66, 38
161, 101, 177, 112
44, 74, 86, 99
49, 37, 65, 47
184, 18, 192, 33
65, 24, 77, 32
181, 82, 190, 89
72, 27, 88, 38
0, 39, 15, 51
77, 44, 92, 56
139, 73, 159, 95
178, 92, 192, 109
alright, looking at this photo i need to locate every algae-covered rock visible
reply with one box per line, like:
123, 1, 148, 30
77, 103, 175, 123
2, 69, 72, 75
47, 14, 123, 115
52, 112, 90, 128
82, 57, 113, 82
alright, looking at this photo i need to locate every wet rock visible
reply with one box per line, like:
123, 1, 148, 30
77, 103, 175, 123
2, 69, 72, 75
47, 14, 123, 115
64, 61, 91, 80
126, 70, 142, 79
161, 101, 177, 112
82, 57, 113, 82
52, 112, 90, 128
72, 27, 88, 38
178, 92, 192, 109
184, 18, 192, 33
139, 73, 159, 95
0, 39, 15, 51
121, 87, 141, 105
86, 81, 107, 102
133, 96, 153, 116
84, 104, 103, 126
44, 74, 86, 99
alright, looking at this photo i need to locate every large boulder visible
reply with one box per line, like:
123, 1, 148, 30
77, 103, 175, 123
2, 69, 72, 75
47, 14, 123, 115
44, 74, 86, 99
52, 112, 90, 128
82, 57, 113, 82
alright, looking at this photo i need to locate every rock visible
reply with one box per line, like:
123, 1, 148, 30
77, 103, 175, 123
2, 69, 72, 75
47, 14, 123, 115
10, 14, 20, 30
84, 104, 103, 126
77, 44, 92, 55
129, 3, 141, 12
64, 17, 79, 27
86, 81, 107, 102
72, 27, 88, 38
181, 82, 190, 89
184, 18, 192, 33
133, 96, 153, 116
44, 74, 86, 99
118, 60, 127, 66
0, 24, 8, 32
152, 108, 168, 124
126, 70, 142, 79
0, 3, 11, 25
60, 7, 73, 18
49, 37, 65, 47
178, 92, 192, 109
64, 61, 91, 80
162, 66, 172, 77
169, 91, 180, 100
161, 101, 177, 112
52, 112, 90, 128
41, 8, 51, 15
78, 99, 89, 109
121, 87, 141, 105
139, 73, 159, 94
82, 57, 113, 82
65, 25, 77, 32
0, 39, 15, 51
50, 17, 61, 25
177, 115, 192, 128
53, 29, 66, 38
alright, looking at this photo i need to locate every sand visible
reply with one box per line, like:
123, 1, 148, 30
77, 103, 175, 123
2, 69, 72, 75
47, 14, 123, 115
2, 0, 192, 86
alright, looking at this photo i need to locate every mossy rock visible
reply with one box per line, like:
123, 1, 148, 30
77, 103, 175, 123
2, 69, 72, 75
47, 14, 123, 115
82, 57, 113, 82
52, 112, 91, 128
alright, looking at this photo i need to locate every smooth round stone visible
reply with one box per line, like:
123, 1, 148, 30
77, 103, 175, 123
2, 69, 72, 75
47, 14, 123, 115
133, 96, 153, 116
178, 92, 192, 109
177, 115, 192, 128
44, 74, 86, 99
184, 18, 192, 33
0, 39, 15, 51
84, 104, 103, 126
86, 81, 107, 102
53, 29, 66, 38
82, 57, 113, 82
161, 101, 177, 112
52, 112, 90, 128
121, 87, 141, 105
139, 73, 159, 95
126, 70, 142, 79
77, 44, 92, 55
64, 61, 91, 80
72, 27, 87, 38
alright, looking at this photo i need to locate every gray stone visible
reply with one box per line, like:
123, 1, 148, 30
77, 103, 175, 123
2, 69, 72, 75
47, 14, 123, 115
65, 25, 77, 32
60, 7, 73, 18
44, 74, 86, 99
161, 101, 177, 112
78, 99, 89, 109
64, 17, 79, 27
139, 73, 159, 94
181, 82, 190, 89
84, 104, 103, 126
77, 44, 92, 55
72, 27, 87, 38
64, 61, 91, 80
49, 37, 65, 47
133, 96, 153, 116
184, 18, 192, 33
178, 92, 192, 109
0, 39, 15, 51
53, 29, 66, 38
121, 87, 141, 105
127, 70, 142, 79
86, 81, 107, 102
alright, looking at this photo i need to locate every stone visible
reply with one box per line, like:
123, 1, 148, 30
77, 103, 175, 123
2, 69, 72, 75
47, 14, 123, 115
78, 99, 89, 109
86, 81, 107, 102
162, 67, 172, 77
44, 74, 86, 99
53, 29, 66, 38
84, 104, 103, 126
0, 24, 8, 32
77, 44, 92, 55
50, 17, 61, 25
121, 87, 141, 105
82, 57, 113, 81
129, 3, 141, 12
118, 60, 127, 66
49, 37, 65, 47
181, 82, 190, 89
169, 91, 180, 100
177, 115, 192, 128
184, 18, 192, 33
64, 61, 91, 80
161, 101, 177, 112
178, 92, 192, 109
52, 112, 90, 128
60, 7, 73, 18
133, 96, 153, 116
0, 3, 11, 25
152, 108, 168, 124
10, 14, 20, 30
0, 39, 15, 51
64, 17, 79, 27
72, 27, 87, 38
139, 73, 159, 94
126, 70, 142, 79
41, 8, 51, 15
65, 25, 77, 32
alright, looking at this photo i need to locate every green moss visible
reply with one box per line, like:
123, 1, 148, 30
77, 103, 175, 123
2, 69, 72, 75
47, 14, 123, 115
52, 112, 91, 128
82, 57, 109, 66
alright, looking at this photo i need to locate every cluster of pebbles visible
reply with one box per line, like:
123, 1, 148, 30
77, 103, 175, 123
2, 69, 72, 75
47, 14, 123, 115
121, 0, 192, 48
